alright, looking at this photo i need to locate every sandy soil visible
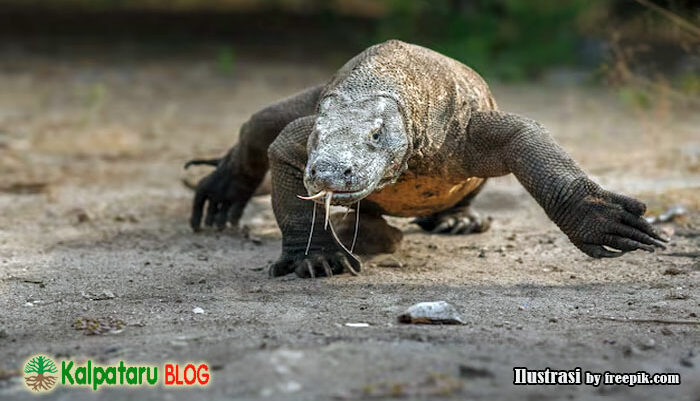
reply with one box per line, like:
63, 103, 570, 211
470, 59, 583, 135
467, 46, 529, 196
0, 48, 699, 400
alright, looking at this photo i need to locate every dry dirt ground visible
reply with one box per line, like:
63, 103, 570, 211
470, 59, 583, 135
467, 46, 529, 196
0, 48, 699, 400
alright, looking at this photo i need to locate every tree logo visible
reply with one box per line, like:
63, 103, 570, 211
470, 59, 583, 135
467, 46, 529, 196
23, 355, 58, 392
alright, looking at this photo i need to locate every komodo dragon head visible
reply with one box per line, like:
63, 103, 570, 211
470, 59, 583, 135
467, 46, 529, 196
303, 93, 409, 206
300, 40, 482, 207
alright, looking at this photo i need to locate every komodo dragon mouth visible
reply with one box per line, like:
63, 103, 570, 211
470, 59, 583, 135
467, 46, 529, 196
300, 187, 373, 205
301, 172, 398, 206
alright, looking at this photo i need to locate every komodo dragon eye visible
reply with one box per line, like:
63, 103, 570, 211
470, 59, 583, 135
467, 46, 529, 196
370, 127, 381, 141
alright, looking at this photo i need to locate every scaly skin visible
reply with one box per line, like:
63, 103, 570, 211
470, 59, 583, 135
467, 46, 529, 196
187, 40, 667, 278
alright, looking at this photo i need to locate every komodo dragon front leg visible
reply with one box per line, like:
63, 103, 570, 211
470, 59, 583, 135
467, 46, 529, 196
188, 85, 323, 230
462, 111, 668, 257
267, 116, 362, 278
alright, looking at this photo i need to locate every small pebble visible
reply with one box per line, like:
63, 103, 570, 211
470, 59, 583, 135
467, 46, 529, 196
192, 307, 205, 314
345, 323, 370, 328
169, 340, 188, 349
398, 301, 465, 325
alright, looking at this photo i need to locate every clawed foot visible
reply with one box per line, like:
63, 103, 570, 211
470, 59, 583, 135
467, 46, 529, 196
268, 251, 361, 278
413, 208, 491, 235
559, 180, 669, 258
185, 155, 255, 231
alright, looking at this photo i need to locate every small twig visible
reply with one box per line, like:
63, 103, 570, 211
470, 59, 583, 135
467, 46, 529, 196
632, 0, 700, 38
596, 316, 700, 325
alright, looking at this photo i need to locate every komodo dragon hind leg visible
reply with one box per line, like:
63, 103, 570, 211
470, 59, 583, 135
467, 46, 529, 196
332, 211, 403, 254
187, 85, 323, 231
413, 180, 492, 235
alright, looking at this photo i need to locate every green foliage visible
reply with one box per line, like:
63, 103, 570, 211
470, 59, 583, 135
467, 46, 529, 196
24, 356, 58, 375
217, 46, 236, 75
375, 0, 597, 80
617, 86, 652, 109
678, 73, 700, 96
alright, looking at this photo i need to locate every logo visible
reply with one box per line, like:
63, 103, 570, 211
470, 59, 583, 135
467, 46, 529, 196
20, 354, 210, 393
23, 355, 58, 392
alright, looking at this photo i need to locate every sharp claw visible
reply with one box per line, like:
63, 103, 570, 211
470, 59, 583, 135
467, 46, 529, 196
582, 243, 623, 258
652, 229, 671, 243
647, 226, 669, 243
639, 243, 655, 252
652, 239, 667, 249
610, 220, 669, 251
304, 259, 315, 279
600, 248, 624, 258
269, 259, 293, 277
431, 221, 451, 233
337, 254, 359, 276
321, 260, 333, 277
450, 220, 469, 235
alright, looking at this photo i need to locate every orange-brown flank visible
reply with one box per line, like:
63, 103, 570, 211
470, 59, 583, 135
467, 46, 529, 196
367, 174, 483, 217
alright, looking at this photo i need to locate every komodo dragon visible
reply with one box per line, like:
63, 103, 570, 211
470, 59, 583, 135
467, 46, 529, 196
185, 40, 667, 278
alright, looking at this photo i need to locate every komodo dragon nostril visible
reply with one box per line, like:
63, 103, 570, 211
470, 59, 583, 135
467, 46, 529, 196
343, 168, 352, 177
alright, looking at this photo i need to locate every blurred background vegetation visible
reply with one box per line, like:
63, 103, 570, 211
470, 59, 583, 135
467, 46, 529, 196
1, 0, 698, 100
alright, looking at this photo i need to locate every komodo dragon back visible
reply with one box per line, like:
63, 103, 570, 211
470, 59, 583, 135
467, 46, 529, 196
322, 40, 498, 161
